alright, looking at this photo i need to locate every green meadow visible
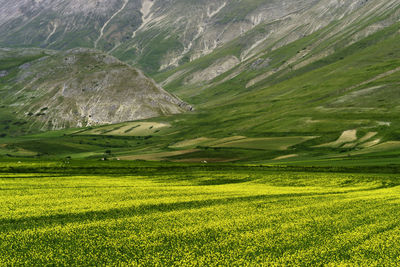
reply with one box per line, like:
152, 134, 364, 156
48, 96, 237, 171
1, 160, 400, 265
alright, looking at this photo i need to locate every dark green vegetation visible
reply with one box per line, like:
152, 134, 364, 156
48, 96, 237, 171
1, 160, 400, 265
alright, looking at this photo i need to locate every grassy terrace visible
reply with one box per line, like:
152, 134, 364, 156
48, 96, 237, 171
1, 160, 400, 265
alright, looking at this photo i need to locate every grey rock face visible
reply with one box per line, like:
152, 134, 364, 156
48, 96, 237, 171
251, 59, 271, 70
0, 70, 8, 77
0, 0, 141, 50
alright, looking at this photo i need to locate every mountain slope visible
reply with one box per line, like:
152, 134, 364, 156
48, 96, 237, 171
0, 0, 399, 162
0, 48, 191, 135
2, 0, 398, 74
147, 24, 400, 162
0, 0, 141, 50
157, 0, 399, 96
9, 28, 395, 162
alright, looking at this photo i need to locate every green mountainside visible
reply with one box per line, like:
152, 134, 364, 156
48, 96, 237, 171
0, 0, 399, 163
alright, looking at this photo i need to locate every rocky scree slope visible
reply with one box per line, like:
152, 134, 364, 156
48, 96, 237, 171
2, 0, 397, 74
0, 48, 191, 133
157, 0, 400, 91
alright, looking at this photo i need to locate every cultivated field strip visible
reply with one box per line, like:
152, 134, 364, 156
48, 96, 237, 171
1, 169, 400, 265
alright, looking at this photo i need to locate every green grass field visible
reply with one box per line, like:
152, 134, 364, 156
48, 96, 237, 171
1, 160, 400, 265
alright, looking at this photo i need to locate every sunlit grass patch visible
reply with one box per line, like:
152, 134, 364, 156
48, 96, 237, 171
80, 122, 170, 136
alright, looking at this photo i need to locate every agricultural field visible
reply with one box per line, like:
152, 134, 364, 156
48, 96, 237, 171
214, 136, 316, 150
80, 122, 172, 137
1, 160, 400, 265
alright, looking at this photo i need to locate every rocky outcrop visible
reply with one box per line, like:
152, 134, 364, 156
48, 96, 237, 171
0, 48, 191, 131
185, 56, 240, 85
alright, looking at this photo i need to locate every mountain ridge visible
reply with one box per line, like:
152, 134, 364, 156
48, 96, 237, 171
2, 0, 398, 74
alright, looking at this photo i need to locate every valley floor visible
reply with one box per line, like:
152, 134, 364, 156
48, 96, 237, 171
1, 160, 399, 265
